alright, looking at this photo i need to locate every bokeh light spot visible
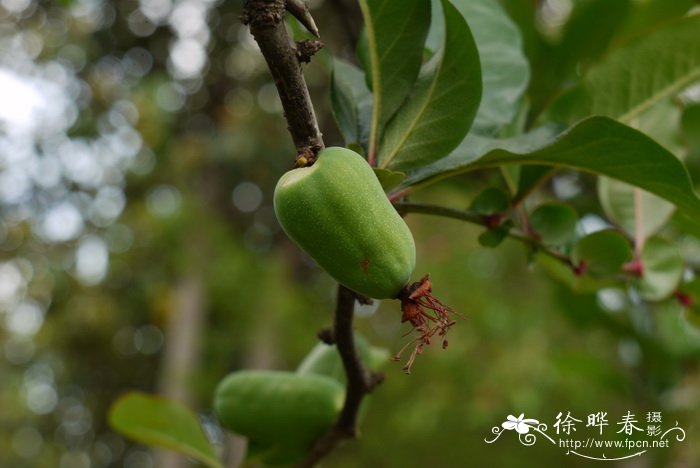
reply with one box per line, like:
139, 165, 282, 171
146, 185, 182, 217
232, 181, 262, 213
75, 236, 109, 285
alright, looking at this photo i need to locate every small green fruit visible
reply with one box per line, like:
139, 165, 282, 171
213, 370, 343, 462
297, 335, 389, 383
274, 147, 416, 299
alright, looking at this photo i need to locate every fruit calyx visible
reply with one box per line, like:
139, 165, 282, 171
294, 145, 322, 168
392, 274, 459, 374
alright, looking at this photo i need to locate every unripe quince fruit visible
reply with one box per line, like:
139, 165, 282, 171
274, 147, 415, 299
214, 370, 344, 464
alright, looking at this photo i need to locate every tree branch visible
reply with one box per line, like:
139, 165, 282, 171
301, 286, 382, 467
395, 202, 575, 268
243, 2, 380, 466
243, 0, 324, 158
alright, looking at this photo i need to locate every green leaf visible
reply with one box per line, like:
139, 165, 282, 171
620, 0, 698, 38
572, 230, 633, 278
407, 117, 700, 225
468, 187, 510, 215
633, 97, 684, 155
682, 103, 700, 157
633, 236, 684, 301
535, 252, 620, 294
598, 177, 675, 238
683, 307, 700, 331
378, 0, 482, 171
478, 222, 512, 248
358, 0, 431, 154
403, 125, 558, 187
530, 203, 578, 246
356, 29, 371, 81
373, 168, 406, 192
514, 165, 556, 203
109, 392, 221, 468
556, 0, 630, 71
426, 0, 529, 134
548, 14, 700, 123
330, 59, 372, 149
679, 279, 700, 328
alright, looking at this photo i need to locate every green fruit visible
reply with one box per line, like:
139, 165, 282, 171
296, 342, 348, 382
213, 370, 343, 457
296, 335, 370, 383
274, 147, 416, 299
297, 335, 389, 383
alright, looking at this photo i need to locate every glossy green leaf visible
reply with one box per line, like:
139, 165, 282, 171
406, 117, 700, 224
682, 103, 700, 157
426, 0, 529, 134
330, 59, 372, 149
378, 0, 482, 171
548, 15, 700, 123
469, 187, 510, 215
109, 392, 221, 468
358, 0, 431, 153
403, 125, 557, 187
356, 29, 371, 82
373, 168, 406, 192
530, 203, 578, 246
633, 236, 684, 301
557, 0, 630, 71
633, 97, 684, 155
598, 177, 675, 238
572, 230, 633, 278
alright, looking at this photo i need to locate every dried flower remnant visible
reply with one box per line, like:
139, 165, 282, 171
393, 274, 459, 373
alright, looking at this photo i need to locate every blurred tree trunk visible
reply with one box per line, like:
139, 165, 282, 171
221, 286, 283, 468
154, 273, 206, 468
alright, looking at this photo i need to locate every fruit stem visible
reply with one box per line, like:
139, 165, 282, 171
302, 285, 383, 467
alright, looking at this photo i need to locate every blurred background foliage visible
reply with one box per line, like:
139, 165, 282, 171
1, 0, 700, 467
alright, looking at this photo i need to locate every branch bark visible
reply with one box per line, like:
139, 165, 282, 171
301, 286, 383, 467
243, 0, 324, 157
243, 2, 380, 466
395, 201, 576, 268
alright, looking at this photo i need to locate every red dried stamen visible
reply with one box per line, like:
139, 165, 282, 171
393, 274, 460, 373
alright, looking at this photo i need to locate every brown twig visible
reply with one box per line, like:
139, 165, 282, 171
301, 286, 383, 467
242, 2, 380, 466
242, 0, 324, 157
